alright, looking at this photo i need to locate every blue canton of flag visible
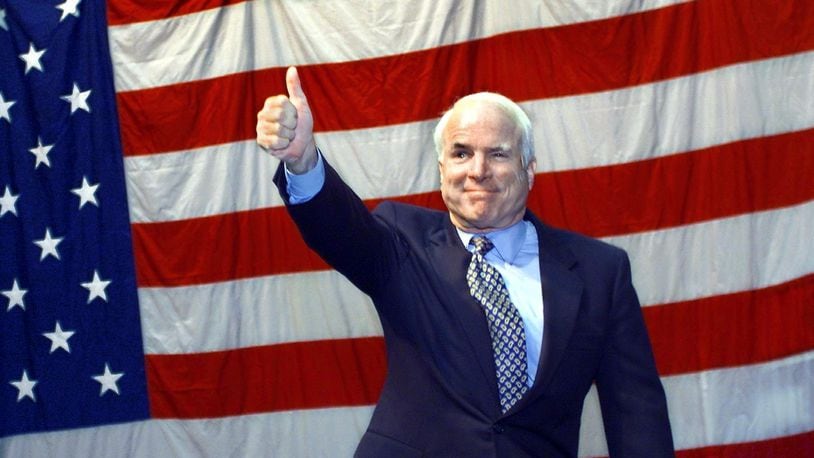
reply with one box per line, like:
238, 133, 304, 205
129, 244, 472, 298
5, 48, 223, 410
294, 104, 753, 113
0, 0, 149, 437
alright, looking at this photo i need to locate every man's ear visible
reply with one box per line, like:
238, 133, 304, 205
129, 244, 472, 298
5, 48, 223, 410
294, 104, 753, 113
526, 159, 536, 189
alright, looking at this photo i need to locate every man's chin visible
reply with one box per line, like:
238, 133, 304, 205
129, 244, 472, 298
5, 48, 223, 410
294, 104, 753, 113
451, 212, 497, 232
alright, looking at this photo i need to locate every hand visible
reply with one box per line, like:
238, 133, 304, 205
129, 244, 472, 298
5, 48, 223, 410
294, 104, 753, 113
256, 67, 317, 174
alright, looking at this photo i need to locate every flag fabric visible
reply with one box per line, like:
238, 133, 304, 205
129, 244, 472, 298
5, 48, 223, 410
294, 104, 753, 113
2, 0, 813, 456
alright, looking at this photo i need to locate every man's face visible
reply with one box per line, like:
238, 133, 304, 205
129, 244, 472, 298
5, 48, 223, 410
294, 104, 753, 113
439, 100, 536, 233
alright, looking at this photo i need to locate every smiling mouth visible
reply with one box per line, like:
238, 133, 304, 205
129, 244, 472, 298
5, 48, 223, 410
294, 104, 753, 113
464, 190, 498, 200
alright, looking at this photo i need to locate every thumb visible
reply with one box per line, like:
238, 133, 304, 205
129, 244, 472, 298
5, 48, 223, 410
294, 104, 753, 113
286, 66, 308, 104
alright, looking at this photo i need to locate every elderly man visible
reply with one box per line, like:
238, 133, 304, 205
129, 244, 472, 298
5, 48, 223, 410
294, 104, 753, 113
256, 67, 674, 457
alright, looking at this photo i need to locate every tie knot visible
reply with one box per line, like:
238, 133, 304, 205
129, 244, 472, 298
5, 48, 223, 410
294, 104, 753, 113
471, 236, 494, 255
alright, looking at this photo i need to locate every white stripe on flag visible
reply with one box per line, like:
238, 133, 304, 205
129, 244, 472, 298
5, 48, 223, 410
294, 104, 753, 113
139, 270, 380, 354
0, 406, 374, 458
609, 199, 814, 307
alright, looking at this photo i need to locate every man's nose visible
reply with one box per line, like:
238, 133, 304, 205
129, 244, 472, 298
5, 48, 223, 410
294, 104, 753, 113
468, 153, 490, 180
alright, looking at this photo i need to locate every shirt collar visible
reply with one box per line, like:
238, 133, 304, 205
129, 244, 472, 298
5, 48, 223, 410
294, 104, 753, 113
456, 220, 527, 264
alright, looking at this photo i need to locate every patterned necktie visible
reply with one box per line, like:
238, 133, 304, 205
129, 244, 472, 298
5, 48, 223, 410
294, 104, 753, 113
466, 236, 529, 413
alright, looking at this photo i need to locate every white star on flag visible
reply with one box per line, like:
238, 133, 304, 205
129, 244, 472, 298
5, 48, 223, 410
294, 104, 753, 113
92, 364, 123, 396
28, 136, 54, 169
0, 185, 18, 217
19, 42, 46, 74
33, 227, 64, 261
71, 176, 99, 209
0, 8, 8, 31
0, 91, 15, 123
2, 279, 27, 311
10, 370, 38, 402
81, 269, 111, 303
56, 0, 81, 22
61, 83, 91, 114
43, 321, 75, 353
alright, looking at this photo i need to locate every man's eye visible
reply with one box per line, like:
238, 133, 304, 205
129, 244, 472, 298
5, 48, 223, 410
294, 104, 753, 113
453, 150, 468, 158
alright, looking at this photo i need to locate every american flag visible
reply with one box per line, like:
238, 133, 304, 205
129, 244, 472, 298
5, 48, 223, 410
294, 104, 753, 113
1, 0, 813, 456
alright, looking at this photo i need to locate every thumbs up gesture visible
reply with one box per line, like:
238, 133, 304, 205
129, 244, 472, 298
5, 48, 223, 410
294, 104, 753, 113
256, 67, 317, 174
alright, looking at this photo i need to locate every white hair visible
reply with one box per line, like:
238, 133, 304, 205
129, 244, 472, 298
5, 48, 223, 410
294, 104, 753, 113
433, 92, 535, 167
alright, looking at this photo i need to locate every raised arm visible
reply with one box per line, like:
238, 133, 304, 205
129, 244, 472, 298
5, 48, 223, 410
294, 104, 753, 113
256, 68, 404, 297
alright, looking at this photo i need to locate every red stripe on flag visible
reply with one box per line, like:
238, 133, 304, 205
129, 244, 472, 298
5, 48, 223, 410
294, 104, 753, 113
116, 0, 814, 156
132, 130, 814, 287
107, 0, 249, 26
646, 274, 814, 376
676, 430, 814, 458
146, 337, 386, 419
132, 207, 329, 286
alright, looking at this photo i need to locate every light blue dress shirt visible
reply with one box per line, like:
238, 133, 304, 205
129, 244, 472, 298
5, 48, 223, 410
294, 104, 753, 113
284, 154, 545, 384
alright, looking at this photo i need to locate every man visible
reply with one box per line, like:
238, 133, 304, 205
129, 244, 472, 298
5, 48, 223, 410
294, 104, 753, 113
256, 67, 674, 457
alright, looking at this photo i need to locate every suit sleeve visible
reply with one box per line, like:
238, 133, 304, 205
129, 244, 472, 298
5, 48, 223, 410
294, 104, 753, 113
272, 157, 404, 296
595, 251, 675, 457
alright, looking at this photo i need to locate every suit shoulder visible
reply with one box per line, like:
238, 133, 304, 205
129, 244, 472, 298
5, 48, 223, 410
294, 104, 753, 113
539, 222, 628, 263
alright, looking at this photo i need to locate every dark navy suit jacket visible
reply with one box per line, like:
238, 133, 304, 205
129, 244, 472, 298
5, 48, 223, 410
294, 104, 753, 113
274, 159, 674, 457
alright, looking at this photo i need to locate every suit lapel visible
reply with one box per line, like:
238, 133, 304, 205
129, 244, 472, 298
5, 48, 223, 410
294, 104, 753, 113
516, 215, 584, 409
426, 219, 499, 399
